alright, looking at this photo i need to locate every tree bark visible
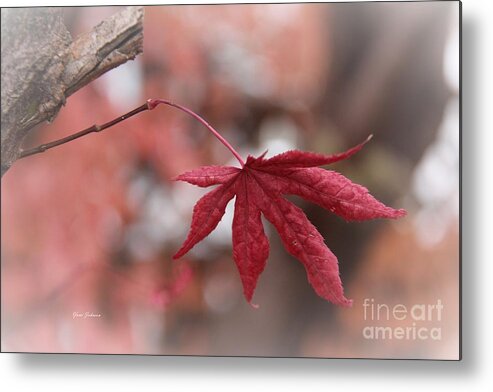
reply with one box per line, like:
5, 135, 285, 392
1, 6, 144, 176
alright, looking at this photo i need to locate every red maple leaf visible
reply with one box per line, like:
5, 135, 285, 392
173, 135, 406, 307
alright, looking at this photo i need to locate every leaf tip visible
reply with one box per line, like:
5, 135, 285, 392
394, 208, 407, 218
243, 288, 260, 309
340, 298, 354, 308
258, 150, 269, 160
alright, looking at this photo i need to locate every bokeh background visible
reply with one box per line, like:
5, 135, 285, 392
1, 2, 459, 359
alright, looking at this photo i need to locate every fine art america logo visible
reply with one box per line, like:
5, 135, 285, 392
362, 298, 443, 341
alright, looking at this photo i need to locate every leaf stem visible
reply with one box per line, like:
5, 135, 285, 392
18, 98, 246, 167
147, 99, 245, 167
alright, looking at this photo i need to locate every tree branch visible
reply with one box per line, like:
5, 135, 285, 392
1, 6, 144, 176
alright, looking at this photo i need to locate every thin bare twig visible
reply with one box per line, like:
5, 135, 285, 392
18, 103, 149, 159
